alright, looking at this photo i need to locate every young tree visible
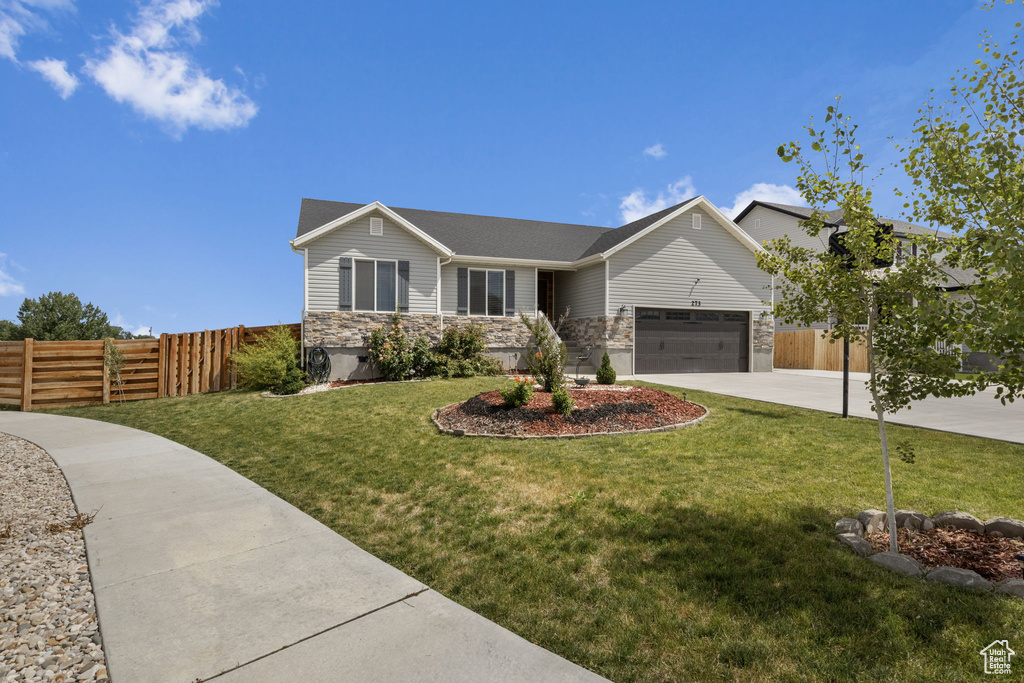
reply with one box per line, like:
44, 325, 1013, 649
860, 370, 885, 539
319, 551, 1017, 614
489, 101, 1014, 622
900, 4, 1024, 401
5, 291, 127, 341
761, 102, 979, 553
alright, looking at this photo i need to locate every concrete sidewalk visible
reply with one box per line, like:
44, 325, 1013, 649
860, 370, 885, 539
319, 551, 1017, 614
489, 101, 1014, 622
0, 412, 607, 683
636, 369, 1024, 444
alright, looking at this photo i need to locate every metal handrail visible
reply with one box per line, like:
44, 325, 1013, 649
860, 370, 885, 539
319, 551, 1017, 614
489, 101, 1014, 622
537, 310, 562, 348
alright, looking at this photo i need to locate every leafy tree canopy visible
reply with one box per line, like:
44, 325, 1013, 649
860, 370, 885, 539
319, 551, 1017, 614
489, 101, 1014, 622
0, 291, 131, 341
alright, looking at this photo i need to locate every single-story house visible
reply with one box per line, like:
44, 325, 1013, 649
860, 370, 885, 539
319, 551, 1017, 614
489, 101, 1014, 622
291, 196, 775, 379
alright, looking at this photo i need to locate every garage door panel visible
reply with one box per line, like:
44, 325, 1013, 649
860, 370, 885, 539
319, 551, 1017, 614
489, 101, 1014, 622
635, 309, 748, 373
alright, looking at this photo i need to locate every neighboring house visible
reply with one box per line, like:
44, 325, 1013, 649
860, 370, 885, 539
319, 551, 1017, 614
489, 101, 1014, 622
291, 196, 775, 379
735, 201, 973, 328
735, 200, 992, 370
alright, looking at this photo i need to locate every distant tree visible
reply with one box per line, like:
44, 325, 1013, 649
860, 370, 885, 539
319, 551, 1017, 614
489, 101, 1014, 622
6, 292, 127, 341
0, 319, 18, 341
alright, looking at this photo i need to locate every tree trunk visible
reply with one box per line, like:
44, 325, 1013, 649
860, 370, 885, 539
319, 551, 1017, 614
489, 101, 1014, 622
866, 299, 899, 553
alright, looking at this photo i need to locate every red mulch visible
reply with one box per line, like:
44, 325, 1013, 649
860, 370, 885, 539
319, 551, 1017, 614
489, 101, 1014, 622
867, 528, 1024, 582
435, 386, 706, 436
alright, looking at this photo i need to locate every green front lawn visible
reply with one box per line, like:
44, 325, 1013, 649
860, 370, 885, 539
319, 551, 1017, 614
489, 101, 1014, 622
46, 380, 1024, 682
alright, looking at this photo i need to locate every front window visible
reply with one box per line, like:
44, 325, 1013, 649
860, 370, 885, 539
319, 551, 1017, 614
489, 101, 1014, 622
469, 269, 505, 316
354, 259, 398, 312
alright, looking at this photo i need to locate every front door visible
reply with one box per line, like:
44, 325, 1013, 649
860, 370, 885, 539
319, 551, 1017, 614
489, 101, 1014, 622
537, 271, 555, 319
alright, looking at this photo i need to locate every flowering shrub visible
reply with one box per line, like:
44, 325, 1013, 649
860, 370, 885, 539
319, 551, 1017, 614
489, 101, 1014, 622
551, 384, 574, 416
499, 375, 535, 407
367, 311, 414, 381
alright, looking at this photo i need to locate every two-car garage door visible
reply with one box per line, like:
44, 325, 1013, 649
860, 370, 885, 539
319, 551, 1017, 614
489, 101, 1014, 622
635, 308, 749, 373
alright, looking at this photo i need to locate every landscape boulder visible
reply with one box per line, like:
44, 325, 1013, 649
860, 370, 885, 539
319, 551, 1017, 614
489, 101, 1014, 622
894, 510, 932, 531
994, 579, 1024, 599
835, 517, 865, 537
983, 517, 1024, 540
932, 511, 984, 533
869, 552, 923, 577
925, 566, 992, 591
857, 509, 888, 534
836, 533, 873, 557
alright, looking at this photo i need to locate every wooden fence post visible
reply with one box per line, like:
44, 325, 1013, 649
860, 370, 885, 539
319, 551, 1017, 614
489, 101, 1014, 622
101, 339, 110, 405
158, 333, 167, 397
21, 338, 33, 412
200, 331, 211, 393
190, 331, 200, 394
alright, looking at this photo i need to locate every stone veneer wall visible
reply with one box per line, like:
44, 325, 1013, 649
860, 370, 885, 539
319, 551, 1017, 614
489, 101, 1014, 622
304, 312, 442, 347
559, 315, 633, 350
304, 311, 532, 349
752, 315, 774, 353
441, 316, 532, 349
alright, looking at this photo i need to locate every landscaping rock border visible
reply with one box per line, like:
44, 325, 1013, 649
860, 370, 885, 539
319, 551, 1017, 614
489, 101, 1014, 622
431, 401, 710, 439
835, 509, 1024, 598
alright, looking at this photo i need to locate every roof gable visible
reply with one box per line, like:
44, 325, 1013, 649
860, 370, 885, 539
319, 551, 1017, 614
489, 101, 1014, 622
295, 198, 610, 262
736, 201, 951, 239
596, 196, 763, 258
292, 201, 453, 255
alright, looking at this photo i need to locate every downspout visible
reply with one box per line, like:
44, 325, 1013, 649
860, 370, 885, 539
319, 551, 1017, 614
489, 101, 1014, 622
438, 257, 452, 336
291, 241, 307, 368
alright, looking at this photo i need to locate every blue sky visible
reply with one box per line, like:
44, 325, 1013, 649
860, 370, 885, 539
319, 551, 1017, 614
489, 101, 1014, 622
1, 0, 1019, 335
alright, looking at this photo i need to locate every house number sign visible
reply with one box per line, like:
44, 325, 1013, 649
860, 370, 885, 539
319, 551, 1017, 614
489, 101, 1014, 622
691, 300, 702, 307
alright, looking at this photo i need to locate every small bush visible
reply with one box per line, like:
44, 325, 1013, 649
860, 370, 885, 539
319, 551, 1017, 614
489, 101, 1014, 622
499, 376, 535, 407
519, 311, 568, 391
233, 324, 302, 391
368, 311, 414, 381
275, 355, 306, 395
551, 384, 574, 416
596, 352, 616, 385
431, 325, 501, 378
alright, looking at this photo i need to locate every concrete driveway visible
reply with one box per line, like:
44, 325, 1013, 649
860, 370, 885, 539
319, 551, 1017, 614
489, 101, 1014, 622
635, 369, 1024, 444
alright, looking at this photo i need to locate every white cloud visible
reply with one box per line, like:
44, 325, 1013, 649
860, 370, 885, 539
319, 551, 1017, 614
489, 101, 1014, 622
83, 0, 258, 135
0, 0, 74, 62
132, 324, 152, 336
0, 253, 26, 297
643, 143, 667, 159
619, 177, 696, 224
721, 182, 806, 219
26, 56, 77, 97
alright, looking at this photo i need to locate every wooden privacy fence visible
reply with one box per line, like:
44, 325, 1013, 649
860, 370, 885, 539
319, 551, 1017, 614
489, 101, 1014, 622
774, 329, 868, 373
0, 323, 300, 411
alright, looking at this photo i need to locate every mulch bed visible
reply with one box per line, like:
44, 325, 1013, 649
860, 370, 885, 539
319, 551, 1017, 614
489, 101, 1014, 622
435, 385, 706, 436
867, 528, 1024, 582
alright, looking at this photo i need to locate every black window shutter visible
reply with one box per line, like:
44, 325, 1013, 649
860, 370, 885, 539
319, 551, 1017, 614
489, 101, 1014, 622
339, 257, 353, 311
504, 270, 515, 316
457, 267, 468, 315
397, 261, 410, 313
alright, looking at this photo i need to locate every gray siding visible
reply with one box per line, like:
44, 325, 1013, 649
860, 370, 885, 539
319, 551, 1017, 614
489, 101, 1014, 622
736, 205, 831, 331
737, 205, 831, 253
306, 212, 439, 313
554, 262, 605, 319
607, 206, 771, 314
440, 262, 536, 317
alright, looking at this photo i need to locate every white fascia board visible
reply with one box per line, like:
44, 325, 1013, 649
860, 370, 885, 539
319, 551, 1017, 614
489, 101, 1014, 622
599, 196, 765, 258
292, 201, 453, 256
448, 255, 581, 270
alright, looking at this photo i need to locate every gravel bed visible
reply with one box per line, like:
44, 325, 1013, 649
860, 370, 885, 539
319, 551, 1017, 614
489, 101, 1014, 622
435, 386, 707, 436
0, 432, 108, 682
867, 528, 1024, 581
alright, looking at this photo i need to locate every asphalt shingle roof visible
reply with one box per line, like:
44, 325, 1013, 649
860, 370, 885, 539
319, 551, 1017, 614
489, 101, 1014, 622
297, 198, 696, 262
296, 197, 702, 262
